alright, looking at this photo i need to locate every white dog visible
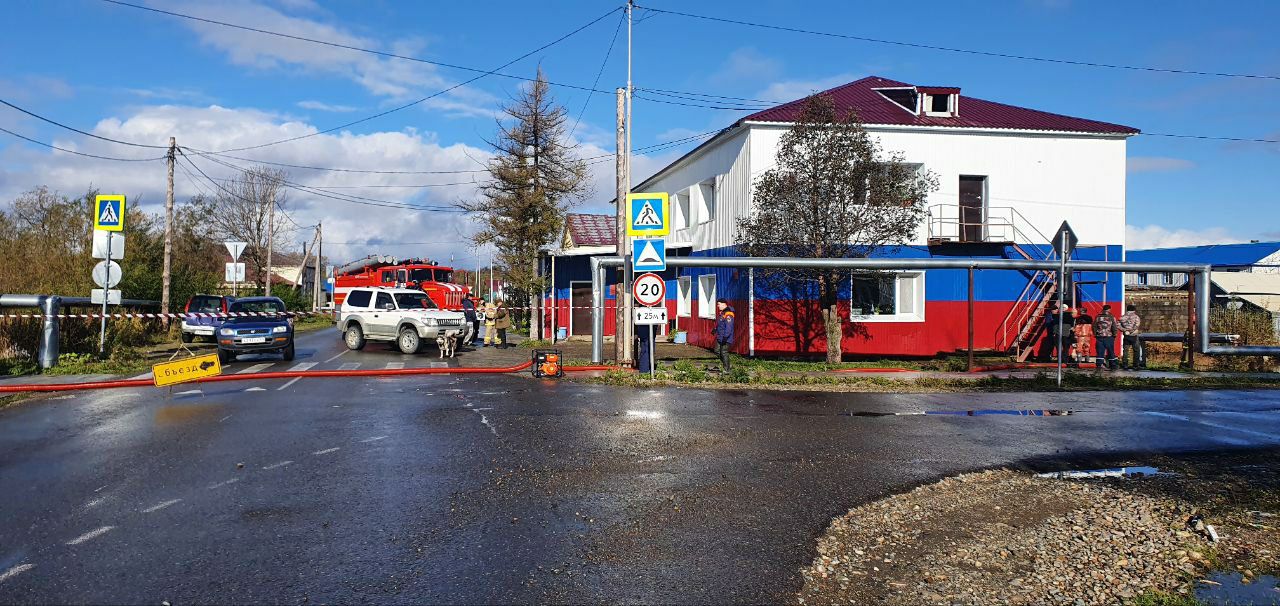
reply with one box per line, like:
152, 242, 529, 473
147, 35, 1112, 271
436, 332, 458, 359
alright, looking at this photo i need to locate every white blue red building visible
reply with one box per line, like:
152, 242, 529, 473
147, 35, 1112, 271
545, 76, 1138, 359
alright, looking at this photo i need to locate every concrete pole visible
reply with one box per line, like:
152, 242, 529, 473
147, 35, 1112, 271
314, 223, 322, 311
162, 136, 175, 324
615, 88, 628, 364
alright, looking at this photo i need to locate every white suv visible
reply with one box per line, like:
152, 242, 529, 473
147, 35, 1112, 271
338, 287, 466, 354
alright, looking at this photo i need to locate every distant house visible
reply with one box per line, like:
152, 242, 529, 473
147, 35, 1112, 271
1127, 242, 1280, 338
544, 76, 1138, 358
1126, 242, 1280, 287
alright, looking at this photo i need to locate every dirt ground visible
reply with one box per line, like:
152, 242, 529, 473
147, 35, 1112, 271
797, 449, 1280, 605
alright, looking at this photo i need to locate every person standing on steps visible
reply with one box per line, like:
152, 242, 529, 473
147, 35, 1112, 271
714, 298, 735, 373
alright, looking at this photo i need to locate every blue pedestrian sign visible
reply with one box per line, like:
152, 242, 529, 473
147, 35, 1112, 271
632, 237, 666, 272
626, 192, 669, 236
93, 194, 126, 232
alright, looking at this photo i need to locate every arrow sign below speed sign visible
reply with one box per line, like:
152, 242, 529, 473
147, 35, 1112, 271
633, 272, 666, 307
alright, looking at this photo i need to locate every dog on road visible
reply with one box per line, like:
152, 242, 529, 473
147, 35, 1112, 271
436, 332, 458, 359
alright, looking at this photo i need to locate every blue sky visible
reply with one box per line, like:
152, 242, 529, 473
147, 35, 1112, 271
1, 0, 1277, 262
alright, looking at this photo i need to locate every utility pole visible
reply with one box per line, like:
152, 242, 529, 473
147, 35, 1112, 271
314, 222, 322, 311
265, 190, 275, 297
162, 136, 175, 324
621, 0, 635, 365
615, 87, 629, 365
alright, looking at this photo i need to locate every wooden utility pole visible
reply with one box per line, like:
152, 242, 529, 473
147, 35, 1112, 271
265, 190, 275, 297
162, 136, 175, 323
615, 87, 629, 364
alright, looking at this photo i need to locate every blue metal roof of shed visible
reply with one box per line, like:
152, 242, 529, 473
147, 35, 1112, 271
1128, 242, 1280, 267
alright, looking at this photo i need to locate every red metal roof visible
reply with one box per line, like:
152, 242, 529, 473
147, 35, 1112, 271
739, 76, 1139, 135
565, 213, 616, 247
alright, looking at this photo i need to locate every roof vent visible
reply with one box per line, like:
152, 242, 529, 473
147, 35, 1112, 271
873, 87, 919, 115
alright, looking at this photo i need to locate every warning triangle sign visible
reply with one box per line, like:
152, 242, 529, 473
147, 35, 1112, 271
634, 201, 662, 227
98, 202, 119, 225
637, 241, 662, 265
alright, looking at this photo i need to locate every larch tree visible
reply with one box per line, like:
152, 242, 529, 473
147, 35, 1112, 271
464, 67, 589, 337
735, 94, 937, 363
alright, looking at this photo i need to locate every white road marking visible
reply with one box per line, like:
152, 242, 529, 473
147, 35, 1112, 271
360, 435, 388, 443
237, 363, 273, 375
430, 362, 448, 369
84, 497, 106, 509
65, 526, 115, 545
174, 389, 202, 397
130, 372, 152, 380
244, 387, 266, 392
288, 362, 317, 372
219, 415, 232, 423
313, 447, 340, 455
277, 377, 303, 391
338, 362, 360, 371
142, 498, 182, 513
1143, 411, 1191, 421
1193, 419, 1280, 442
323, 350, 348, 364
208, 478, 240, 489
385, 362, 405, 370
0, 564, 34, 583
94, 485, 107, 492
262, 460, 293, 470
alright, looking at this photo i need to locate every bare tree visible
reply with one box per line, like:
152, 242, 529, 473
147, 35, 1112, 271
463, 67, 589, 335
736, 94, 938, 363
195, 166, 293, 291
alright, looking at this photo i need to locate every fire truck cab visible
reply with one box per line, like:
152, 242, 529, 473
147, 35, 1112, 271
334, 255, 468, 310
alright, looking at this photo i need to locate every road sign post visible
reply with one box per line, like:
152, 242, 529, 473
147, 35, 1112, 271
92, 195, 126, 356
225, 241, 247, 297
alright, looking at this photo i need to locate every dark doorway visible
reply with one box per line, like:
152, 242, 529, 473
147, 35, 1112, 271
959, 175, 986, 243
570, 282, 592, 336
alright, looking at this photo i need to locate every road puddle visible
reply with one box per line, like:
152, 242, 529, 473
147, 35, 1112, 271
1035, 466, 1169, 479
925, 409, 1075, 416
154, 402, 227, 425
1196, 571, 1280, 605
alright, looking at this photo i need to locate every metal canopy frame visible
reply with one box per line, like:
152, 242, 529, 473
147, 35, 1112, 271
588, 256, 1280, 363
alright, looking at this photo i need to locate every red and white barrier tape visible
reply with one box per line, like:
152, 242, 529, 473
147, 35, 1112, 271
0, 304, 669, 320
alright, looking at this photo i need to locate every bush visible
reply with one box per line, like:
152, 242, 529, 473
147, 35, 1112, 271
1210, 308, 1278, 372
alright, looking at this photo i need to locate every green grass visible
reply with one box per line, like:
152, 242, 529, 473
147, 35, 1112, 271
1131, 591, 1201, 606
41, 351, 150, 377
292, 315, 334, 333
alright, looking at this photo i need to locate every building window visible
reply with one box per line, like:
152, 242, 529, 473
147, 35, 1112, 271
1135, 273, 1148, 286
849, 271, 926, 323
673, 190, 691, 231
696, 179, 716, 224
1163, 272, 1174, 286
698, 274, 717, 319
924, 93, 955, 117
677, 276, 692, 317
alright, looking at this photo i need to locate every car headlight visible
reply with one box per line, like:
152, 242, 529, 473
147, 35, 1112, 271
219, 328, 234, 336
421, 318, 438, 326
272, 325, 289, 333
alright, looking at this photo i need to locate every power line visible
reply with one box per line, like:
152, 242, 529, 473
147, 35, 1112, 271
635, 5, 1280, 81
180, 149, 493, 175
183, 150, 466, 213
0, 98, 168, 149
1143, 132, 1279, 144
633, 92, 766, 111
103, 1, 622, 153
0, 126, 168, 161
570, 11, 626, 139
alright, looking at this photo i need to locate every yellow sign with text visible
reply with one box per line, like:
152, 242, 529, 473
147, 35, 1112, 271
152, 353, 222, 387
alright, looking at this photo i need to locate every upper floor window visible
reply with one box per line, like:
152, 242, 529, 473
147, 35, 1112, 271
923, 93, 956, 117
696, 180, 716, 224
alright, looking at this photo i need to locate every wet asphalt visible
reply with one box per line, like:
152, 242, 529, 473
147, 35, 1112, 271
1, 330, 1280, 603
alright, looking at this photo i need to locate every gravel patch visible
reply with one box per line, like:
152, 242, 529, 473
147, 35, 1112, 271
797, 469, 1238, 605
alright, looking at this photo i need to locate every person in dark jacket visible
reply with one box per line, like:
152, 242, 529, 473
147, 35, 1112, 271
714, 298, 735, 372
461, 296, 479, 347
1092, 305, 1120, 370
1117, 305, 1145, 370
1038, 304, 1075, 362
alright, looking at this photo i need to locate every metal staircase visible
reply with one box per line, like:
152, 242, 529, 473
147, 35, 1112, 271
998, 244, 1060, 362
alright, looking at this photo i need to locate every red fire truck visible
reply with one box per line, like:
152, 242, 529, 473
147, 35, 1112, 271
333, 255, 469, 309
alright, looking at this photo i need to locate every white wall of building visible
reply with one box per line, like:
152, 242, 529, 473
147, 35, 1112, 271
638, 123, 1130, 253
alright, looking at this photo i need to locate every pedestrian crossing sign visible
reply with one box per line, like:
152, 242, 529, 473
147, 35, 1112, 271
626, 192, 669, 236
93, 194, 126, 232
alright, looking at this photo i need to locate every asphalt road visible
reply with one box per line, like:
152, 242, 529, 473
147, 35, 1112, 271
2, 328, 1280, 603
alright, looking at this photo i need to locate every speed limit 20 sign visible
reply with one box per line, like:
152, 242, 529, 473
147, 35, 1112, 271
632, 272, 666, 307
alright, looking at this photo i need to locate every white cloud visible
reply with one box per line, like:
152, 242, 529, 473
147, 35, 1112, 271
1126, 224, 1247, 250
0, 103, 496, 265
754, 74, 859, 105
710, 48, 783, 86
1126, 156, 1195, 173
296, 100, 358, 112
157, 0, 496, 116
